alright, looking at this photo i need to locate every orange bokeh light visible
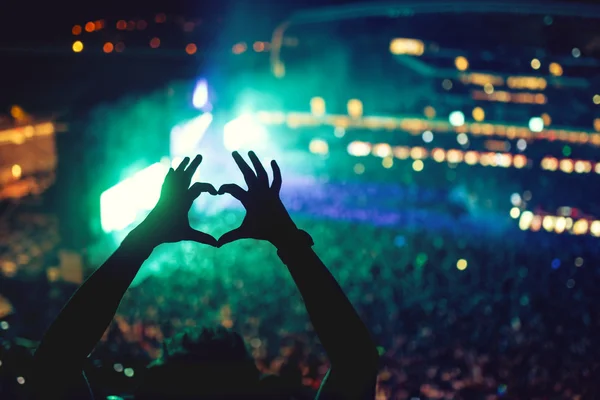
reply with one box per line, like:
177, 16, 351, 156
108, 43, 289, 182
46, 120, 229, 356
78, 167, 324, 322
84, 22, 95, 32
72, 25, 82, 35
186, 43, 197, 55
232, 42, 247, 54
116, 20, 127, 30
150, 38, 161, 48
103, 42, 114, 53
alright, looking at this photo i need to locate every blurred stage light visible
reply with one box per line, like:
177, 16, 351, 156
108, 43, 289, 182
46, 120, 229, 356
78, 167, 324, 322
100, 163, 169, 233
170, 113, 213, 158
528, 117, 544, 132
223, 114, 268, 152
449, 111, 465, 127
193, 79, 209, 109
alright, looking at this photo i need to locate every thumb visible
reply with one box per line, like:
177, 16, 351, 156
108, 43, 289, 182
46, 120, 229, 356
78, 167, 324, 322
185, 227, 218, 247
217, 227, 248, 247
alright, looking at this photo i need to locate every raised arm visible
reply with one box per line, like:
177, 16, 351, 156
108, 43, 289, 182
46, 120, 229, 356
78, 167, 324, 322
30, 155, 217, 399
218, 151, 380, 399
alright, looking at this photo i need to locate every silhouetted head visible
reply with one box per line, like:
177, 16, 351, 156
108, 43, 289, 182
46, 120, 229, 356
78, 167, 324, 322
135, 327, 261, 399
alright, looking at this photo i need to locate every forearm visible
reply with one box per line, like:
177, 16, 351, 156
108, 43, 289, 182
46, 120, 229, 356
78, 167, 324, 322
279, 243, 379, 369
34, 227, 154, 368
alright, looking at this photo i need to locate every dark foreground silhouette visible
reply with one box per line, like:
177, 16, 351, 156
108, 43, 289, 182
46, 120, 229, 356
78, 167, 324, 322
29, 151, 379, 399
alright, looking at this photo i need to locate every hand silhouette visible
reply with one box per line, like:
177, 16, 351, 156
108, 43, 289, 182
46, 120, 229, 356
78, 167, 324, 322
217, 151, 297, 248
138, 154, 218, 247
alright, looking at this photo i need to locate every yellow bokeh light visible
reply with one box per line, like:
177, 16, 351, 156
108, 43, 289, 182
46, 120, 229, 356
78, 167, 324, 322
347, 99, 363, 118
424, 106, 436, 118
456, 259, 468, 271
309, 139, 328, 155
389, 38, 424, 56
472, 107, 485, 122
72, 41, 84, 53
412, 159, 424, 172
455, 56, 469, 71
382, 156, 394, 169
549, 62, 563, 76
510, 207, 520, 219
12, 164, 22, 179
483, 83, 494, 94
573, 219, 589, 235
593, 94, 600, 105
310, 97, 326, 117
590, 221, 600, 237
519, 211, 534, 231
530, 58, 541, 69
541, 113, 551, 126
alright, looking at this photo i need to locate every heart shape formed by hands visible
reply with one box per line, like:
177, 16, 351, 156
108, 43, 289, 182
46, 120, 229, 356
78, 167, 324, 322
139, 151, 297, 250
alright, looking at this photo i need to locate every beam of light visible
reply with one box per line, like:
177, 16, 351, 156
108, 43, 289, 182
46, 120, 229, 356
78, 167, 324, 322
192, 79, 209, 109
170, 112, 213, 158
100, 163, 169, 233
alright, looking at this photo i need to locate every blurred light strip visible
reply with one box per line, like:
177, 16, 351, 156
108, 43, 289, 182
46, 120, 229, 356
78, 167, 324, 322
0, 122, 56, 145
346, 140, 529, 169
472, 90, 547, 104
459, 72, 504, 86
518, 210, 600, 237
540, 157, 600, 175
255, 111, 600, 146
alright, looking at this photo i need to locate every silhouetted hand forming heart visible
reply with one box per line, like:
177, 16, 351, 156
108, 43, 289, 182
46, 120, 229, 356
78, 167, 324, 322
217, 151, 298, 248
137, 154, 218, 248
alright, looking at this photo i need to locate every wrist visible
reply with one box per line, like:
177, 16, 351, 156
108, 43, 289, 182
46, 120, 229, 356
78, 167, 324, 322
274, 229, 314, 264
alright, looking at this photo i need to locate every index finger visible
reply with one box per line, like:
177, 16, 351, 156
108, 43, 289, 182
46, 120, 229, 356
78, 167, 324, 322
184, 155, 203, 182
232, 151, 257, 187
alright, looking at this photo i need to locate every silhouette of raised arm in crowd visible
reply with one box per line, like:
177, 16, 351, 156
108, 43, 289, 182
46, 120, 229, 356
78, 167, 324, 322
218, 151, 380, 399
30, 151, 379, 399
30, 155, 218, 399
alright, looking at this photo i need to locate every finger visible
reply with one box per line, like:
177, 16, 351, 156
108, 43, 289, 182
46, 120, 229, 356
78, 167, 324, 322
217, 183, 247, 201
270, 160, 282, 193
176, 157, 191, 172
188, 182, 218, 202
232, 151, 257, 187
248, 151, 268, 185
161, 168, 175, 189
217, 227, 247, 247
184, 155, 203, 181
186, 228, 218, 247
